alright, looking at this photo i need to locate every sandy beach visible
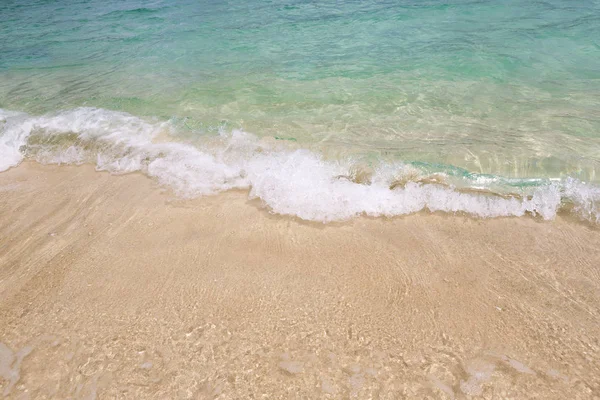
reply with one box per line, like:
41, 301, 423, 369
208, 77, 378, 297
0, 163, 599, 398
2, 0, 600, 398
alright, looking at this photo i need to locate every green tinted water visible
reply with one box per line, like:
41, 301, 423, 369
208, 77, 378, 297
1, 0, 599, 181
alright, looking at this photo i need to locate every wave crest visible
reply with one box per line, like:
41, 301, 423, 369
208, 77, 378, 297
1, 107, 599, 223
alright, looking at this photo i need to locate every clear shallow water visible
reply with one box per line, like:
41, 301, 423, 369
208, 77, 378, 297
1, 0, 600, 222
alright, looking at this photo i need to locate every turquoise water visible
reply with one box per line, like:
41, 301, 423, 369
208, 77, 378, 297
1, 0, 600, 221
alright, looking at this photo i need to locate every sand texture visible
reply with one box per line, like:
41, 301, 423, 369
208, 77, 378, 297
1, 164, 599, 399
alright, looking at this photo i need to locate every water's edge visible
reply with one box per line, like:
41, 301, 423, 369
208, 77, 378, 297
2, 107, 599, 223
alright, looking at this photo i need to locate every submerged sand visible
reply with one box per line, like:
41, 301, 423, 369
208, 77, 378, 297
0, 163, 599, 399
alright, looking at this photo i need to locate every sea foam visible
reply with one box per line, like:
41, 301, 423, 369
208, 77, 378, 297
1, 107, 598, 223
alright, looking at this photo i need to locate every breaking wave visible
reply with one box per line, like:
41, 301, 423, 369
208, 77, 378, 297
1, 107, 599, 223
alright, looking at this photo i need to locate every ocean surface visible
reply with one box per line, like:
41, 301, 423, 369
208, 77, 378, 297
1, 0, 599, 222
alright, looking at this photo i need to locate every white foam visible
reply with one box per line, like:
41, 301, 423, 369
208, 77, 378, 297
0, 107, 165, 171
0, 109, 29, 172
563, 178, 600, 223
1, 107, 598, 223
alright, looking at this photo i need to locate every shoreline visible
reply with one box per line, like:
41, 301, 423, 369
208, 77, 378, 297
2, 106, 599, 224
1, 163, 599, 398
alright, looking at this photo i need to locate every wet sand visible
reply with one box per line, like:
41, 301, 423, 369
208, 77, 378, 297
0, 163, 599, 399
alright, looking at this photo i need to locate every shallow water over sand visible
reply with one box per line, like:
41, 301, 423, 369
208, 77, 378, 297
0, 164, 599, 398
1, 0, 600, 182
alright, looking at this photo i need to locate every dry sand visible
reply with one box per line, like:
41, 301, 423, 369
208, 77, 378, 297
1, 163, 599, 399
